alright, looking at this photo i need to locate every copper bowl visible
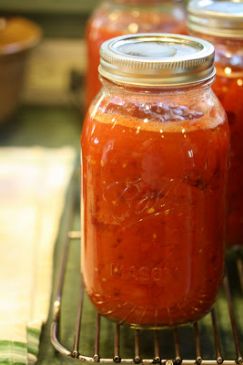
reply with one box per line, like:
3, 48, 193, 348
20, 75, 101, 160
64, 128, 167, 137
0, 17, 42, 123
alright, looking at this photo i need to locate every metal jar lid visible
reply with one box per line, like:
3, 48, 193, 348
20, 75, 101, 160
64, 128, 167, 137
99, 33, 215, 87
188, 0, 243, 40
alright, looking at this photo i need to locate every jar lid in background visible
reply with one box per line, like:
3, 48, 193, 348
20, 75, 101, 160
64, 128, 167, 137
99, 33, 215, 87
188, 0, 243, 40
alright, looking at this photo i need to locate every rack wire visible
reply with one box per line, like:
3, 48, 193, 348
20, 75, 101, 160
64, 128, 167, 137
51, 230, 243, 365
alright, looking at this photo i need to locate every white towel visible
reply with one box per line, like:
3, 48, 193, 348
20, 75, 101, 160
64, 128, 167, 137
0, 147, 76, 364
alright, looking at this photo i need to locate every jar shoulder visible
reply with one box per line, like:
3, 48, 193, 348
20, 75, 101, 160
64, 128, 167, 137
85, 87, 227, 133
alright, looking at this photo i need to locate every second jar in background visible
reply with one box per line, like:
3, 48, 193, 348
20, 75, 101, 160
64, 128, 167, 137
81, 34, 230, 327
85, 0, 186, 108
188, 0, 243, 247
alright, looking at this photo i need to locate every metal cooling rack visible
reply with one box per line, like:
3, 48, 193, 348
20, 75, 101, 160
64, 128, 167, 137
51, 231, 243, 365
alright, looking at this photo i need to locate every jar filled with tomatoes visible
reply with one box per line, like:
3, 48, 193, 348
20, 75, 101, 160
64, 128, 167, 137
188, 0, 243, 247
85, 0, 186, 107
81, 34, 229, 327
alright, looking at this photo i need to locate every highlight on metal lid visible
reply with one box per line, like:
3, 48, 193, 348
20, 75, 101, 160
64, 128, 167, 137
188, 0, 243, 40
99, 33, 215, 87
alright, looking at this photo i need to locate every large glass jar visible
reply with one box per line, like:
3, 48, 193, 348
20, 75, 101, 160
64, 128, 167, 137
188, 0, 243, 247
85, 0, 186, 108
81, 34, 229, 327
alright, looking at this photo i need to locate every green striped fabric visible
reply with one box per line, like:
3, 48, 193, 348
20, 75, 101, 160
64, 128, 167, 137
27, 327, 41, 358
0, 341, 27, 365
0, 325, 41, 365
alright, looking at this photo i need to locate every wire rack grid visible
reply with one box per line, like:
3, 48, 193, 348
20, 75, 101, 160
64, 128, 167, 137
51, 230, 243, 365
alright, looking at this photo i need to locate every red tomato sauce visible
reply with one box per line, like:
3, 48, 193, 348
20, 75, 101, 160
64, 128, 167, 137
213, 65, 243, 246
81, 98, 229, 327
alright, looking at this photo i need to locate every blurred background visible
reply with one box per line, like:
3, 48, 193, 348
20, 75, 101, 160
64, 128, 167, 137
0, 0, 98, 149
0, 0, 188, 149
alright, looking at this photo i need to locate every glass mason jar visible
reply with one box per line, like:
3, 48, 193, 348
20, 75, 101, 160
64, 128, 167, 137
85, 0, 186, 108
188, 0, 243, 247
81, 34, 229, 327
